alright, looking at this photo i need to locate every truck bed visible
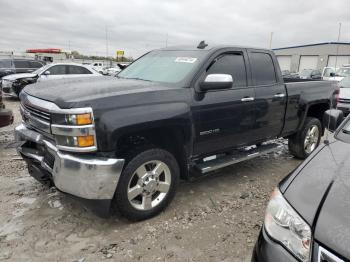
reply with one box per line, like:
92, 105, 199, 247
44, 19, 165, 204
282, 80, 338, 136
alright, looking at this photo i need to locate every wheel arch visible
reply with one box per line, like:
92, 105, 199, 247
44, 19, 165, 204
298, 101, 330, 135
115, 124, 192, 180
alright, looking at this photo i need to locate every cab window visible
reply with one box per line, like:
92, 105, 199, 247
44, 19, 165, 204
206, 53, 247, 87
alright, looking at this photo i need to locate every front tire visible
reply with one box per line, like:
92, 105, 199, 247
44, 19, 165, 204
114, 148, 179, 221
288, 117, 322, 159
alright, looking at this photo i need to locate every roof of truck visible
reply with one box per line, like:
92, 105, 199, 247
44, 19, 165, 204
158, 43, 271, 52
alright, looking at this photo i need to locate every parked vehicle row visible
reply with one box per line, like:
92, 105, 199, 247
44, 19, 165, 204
15, 43, 337, 222
1, 63, 101, 97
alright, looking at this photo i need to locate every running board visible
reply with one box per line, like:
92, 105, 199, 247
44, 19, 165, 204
194, 143, 283, 174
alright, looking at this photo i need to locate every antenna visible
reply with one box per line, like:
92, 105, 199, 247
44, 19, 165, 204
334, 22, 342, 69
325, 22, 342, 145
269, 32, 273, 49
197, 40, 208, 49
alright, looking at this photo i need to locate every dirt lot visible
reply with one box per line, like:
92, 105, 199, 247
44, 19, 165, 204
0, 99, 302, 262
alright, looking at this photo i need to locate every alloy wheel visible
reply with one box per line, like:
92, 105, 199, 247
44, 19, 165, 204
127, 160, 171, 211
304, 125, 319, 154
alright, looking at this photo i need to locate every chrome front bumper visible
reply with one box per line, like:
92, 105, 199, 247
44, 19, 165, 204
15, 124, 125, 200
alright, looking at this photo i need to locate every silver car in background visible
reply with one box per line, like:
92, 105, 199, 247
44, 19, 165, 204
1, 63, 101, 97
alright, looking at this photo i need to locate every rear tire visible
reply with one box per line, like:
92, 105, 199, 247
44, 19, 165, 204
288, 117, 322, 159
114, 147, 179, 221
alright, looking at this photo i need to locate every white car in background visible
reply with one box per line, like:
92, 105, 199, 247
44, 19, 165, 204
1, 63, 101, 97
322, 66, 336, 80
91, 62, 105, 74
327, 65, 350, 82
104, 65, 122, 76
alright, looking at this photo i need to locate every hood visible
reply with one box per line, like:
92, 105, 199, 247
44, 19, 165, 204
22, 76, 179, 109
2, 73, 37, 81
339, 87, 350, 99
283, 140, 350, 259
313, 141, 350, 259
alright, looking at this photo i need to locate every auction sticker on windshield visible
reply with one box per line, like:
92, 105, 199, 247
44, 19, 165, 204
175, 57, 197, 63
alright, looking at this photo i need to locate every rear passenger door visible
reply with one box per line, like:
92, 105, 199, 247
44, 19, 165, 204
248, 51, 287, 140
192, 50, 256, 155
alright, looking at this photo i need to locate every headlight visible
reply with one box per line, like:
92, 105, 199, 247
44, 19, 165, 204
52, 113, 93, 125
51, 108, 97, 152
265, 188, 311, 261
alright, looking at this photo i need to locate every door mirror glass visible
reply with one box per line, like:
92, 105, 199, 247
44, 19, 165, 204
330, 72, 335, 77
323, 109, 344, 132
335, 114, 350, 143
200, 74, 233, 91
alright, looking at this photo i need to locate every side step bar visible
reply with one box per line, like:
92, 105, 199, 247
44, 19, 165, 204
194, 143, 283, 174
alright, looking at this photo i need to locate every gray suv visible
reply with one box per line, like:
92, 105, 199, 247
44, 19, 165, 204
0, 58, 46, 78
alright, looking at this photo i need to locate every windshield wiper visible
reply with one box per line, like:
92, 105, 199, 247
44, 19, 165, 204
126, 77, 152, 82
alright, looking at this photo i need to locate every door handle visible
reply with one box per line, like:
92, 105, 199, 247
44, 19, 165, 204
274, 93, 285, 98
241, 97, 255, 102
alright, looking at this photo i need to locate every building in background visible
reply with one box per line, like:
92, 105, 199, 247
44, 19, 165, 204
26, 48, 73, 62
273, 42, 350, 73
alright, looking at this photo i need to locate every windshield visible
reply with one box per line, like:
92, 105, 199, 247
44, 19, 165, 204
300, 69, 313, 77
32, 64, 50, 75
118, 50, 206, 84
340, 77, 350, 88
335, 67, 350, 77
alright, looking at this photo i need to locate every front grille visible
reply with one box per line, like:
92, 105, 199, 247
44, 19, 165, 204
318, 246, 344, 262
20, 95, 52, 134
339, 98, 350, 104
23, 103, 51, 122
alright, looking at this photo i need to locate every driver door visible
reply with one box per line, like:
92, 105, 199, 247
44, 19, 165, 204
192, 50, 256, 156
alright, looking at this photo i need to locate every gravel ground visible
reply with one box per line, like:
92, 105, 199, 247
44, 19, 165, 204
0, 99, 302, 262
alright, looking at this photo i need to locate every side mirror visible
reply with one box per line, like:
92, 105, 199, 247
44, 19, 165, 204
323, 109, 344, 132
334, 114, 350, 143
199, 74, 233, 91
43, 70, 50, 76
330, 72, 335, 77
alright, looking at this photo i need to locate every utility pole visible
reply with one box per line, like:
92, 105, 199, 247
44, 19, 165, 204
334, 22, 342, 68
105, 25, 109, 65
269, 32, 273, 49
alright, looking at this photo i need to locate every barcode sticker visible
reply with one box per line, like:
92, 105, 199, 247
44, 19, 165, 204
175, 57, 197, 63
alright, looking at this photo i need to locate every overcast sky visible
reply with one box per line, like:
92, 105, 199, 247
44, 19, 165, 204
0, 0, 349, 58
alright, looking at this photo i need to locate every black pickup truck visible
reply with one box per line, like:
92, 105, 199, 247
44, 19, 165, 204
15, 43, 338, 220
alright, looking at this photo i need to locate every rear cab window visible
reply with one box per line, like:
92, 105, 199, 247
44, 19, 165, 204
14, 60, 31, 69
249, 52, 277, 85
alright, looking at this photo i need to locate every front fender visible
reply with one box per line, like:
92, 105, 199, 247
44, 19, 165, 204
95, 102, 192, 152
